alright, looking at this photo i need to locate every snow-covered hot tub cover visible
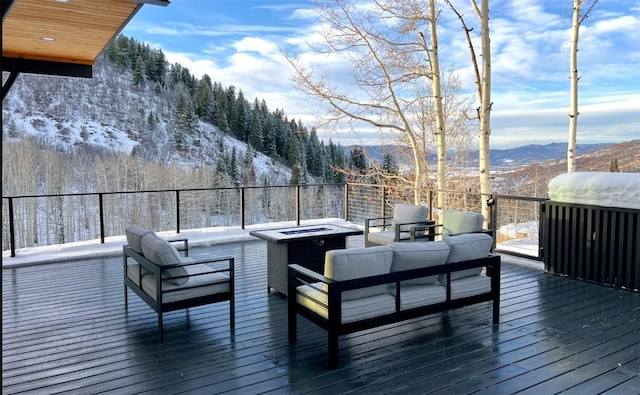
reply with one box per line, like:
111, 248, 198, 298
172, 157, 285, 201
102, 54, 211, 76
548, 172, 640, 210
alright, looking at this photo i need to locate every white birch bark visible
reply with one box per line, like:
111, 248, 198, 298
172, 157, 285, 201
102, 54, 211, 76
427, 0, 448, 222
568, 0, 581, 173
474, 0, 493, 227
446, 0, 493, 227
567, 0, 598, 173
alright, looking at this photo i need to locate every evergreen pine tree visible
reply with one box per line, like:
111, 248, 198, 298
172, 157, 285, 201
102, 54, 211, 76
350, 147, 368, 173
132, 56, 146, 87
195, 75, 213, 119
232, 90, 249, 141
326, 140, 345, 183
229, 147, 240, 185
225, 85, 239, 138
306, 128, 323, 177
147, 111, 156, 128
381, 152, 397, 174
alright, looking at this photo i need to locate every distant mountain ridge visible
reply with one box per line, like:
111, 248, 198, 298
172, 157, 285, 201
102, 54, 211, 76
347, 142, 612, 167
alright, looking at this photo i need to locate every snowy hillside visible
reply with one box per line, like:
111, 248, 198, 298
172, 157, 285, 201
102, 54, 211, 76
2, 56, 292, 184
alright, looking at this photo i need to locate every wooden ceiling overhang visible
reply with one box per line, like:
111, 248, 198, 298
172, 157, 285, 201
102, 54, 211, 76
1, 0, 170, 100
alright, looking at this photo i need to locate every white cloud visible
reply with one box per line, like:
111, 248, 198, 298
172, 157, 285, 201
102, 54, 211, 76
232, 37, 280, 56
591, 15, 640, 34
125, 0, 639, 148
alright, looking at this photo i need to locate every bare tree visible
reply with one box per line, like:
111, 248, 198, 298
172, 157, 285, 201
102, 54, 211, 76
283, 0, 451, 207
420, 0, 447, 219
567, 0, 599, 172
445, 0, 493, 227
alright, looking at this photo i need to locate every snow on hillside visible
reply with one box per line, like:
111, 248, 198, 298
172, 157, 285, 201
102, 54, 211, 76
2, 58, 292, 183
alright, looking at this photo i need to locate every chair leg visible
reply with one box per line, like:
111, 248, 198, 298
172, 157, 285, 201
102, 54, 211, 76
124, 285, 128, 310
328, 332, 339, 368
230, 299, 235, 330
288, 310, 297, 342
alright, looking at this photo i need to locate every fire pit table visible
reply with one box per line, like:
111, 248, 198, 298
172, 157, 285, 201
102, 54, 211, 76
250, 224, 363, 296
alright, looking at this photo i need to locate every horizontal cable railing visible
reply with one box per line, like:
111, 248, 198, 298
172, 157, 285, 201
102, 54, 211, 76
2, 183, 545, 260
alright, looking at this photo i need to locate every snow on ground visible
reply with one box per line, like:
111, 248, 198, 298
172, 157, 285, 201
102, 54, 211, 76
2, 217, 543, 270
1, 218, 356, 267
498, 221, 538, 238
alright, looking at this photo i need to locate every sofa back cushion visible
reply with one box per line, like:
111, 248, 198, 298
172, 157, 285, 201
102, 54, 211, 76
390, 242, 450, 285
443, 209, 483, 236
125, 225, 155, 254
140, 233, 188, 286
393, 203, 428, 232
324, 246, 393, 301
442, 233, 493, 281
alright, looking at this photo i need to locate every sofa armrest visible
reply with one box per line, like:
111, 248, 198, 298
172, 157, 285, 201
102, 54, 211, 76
289, 263, 333, 284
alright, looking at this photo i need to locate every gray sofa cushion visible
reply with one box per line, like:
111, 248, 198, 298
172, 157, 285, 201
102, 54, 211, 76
125, 225, 155, 254
442, 233, 493, 281
366, 230, 412, 246
324, 246, 393, 301
393, 203, 428, 232
449, 275, 492, 299
389, 241, 450, 285
389, 284, 447, 309
297, 282, 396, 323
141, 263, 230, 303
140, 233, 189, 286
442, 209, 483, 236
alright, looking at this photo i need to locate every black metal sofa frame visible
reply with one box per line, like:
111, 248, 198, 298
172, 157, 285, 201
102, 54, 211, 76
123, 240, 235, 342
287, 254, 501, 368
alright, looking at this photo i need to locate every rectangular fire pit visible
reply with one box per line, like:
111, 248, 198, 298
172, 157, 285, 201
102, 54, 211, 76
250, 224, 363, 296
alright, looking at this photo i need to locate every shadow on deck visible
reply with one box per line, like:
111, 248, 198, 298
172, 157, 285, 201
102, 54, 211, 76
2, 237, 639, 394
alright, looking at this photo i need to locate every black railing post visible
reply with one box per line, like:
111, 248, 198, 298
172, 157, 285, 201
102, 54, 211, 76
8, 197, 16, 257
344, 183, 349, 221
175, 190, 181, 234
381, 186, 387, 218
296, 185, 301, 226
487, 194, 497, 250
240, 188, 245, 229
99, 193, 105, 244
539, 200, 546, 260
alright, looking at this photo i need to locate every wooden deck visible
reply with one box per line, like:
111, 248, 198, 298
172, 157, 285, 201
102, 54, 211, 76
2, 237, 639, 394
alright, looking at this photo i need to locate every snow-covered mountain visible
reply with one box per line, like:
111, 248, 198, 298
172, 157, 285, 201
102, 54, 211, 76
2, 55, 292, 185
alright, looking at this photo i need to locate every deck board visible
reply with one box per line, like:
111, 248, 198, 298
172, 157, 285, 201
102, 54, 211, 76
3, 237, 639, 394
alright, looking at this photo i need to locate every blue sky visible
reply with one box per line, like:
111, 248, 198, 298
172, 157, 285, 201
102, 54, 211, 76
123, 0, 639, 149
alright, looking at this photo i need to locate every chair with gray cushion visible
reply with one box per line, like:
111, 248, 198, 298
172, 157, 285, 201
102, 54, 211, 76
441, 209, 486, 237
364, 203, 432, 246
410, 209, 492, 241
123, 225, 234, 342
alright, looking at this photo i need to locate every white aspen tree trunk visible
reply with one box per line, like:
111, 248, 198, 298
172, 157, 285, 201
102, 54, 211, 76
410, 136, 423, 205
477, 0, 493, 228
567, 0, 581, 173
429, 0, 447, 221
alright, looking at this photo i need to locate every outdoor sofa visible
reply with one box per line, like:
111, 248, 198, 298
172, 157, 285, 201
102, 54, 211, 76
288, 232, 500, 368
